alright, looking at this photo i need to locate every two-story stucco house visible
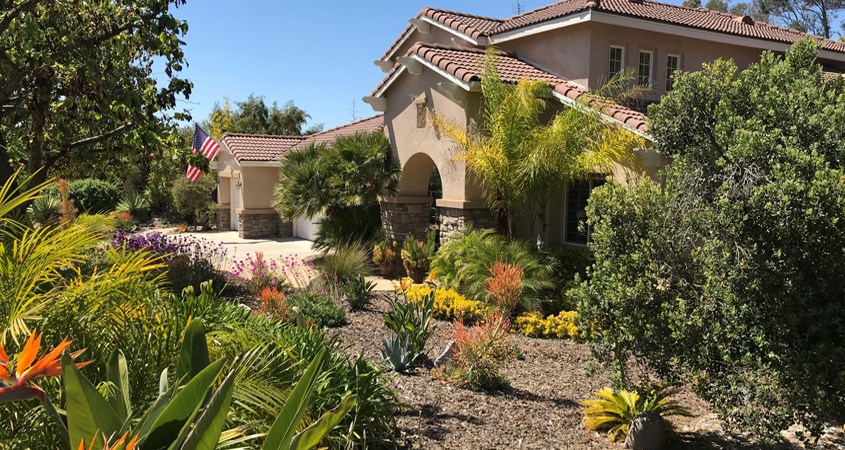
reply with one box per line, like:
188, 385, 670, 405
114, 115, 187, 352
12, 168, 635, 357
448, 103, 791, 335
364, 0, 845, 246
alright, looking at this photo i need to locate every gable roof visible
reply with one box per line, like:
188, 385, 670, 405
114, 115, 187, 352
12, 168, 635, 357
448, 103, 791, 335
371, 43, 647, 134
290, 114, 384, 150
220, 134, 306, 163
380, 0, 845, 61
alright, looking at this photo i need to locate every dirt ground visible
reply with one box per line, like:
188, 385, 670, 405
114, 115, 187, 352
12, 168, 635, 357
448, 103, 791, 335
327, 295, 832, 450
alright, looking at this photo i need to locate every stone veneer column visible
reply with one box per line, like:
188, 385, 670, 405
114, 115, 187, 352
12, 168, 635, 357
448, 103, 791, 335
238, 209, 290, 239
380, 196, 432, 243
216, 204, 231, 230
437, 199, 496, 243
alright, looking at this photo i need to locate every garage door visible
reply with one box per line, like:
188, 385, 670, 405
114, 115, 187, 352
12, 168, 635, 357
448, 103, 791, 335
295, 215, 321, 241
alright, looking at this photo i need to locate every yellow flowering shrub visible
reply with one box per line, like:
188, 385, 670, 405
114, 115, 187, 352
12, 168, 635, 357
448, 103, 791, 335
514, 311, 581, 340
404, 284, 491, 324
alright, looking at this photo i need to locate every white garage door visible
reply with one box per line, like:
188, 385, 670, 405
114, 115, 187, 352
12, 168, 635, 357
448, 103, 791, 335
295, 215, 321, 241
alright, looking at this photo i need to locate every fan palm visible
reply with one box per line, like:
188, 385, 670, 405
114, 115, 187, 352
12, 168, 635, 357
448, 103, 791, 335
434, 47, 651, 247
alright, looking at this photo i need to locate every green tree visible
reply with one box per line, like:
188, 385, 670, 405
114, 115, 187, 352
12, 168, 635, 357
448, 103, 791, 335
683, 0, 703, 7
0, 0, 192, 188
205, 94, 323, 137
273, 132, 400, 250
573, 39, 845, 442
434, 48, 646, 247
763, 0, 843, 38
171, 173, 216, 229
705, 0, 729, 10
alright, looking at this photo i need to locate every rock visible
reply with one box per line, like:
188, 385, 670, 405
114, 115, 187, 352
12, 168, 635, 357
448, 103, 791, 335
625, 411, 666, 450
433, 340, 455, 368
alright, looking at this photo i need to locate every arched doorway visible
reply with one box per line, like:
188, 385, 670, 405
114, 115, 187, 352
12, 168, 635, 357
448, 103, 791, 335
381, 152, 441, 243
428, 166, 443, 245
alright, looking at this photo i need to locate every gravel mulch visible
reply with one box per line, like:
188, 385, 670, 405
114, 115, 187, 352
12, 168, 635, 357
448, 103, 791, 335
326, 295, 821, 450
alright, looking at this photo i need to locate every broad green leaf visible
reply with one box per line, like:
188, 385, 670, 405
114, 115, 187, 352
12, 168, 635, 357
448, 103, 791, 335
141, 358, 225, 450
175, 319, 210, 384
106, 350, 132, 422
179, 370, 238, 450
289, 395, 357, 450
262, 348, 327, 450
62, 354, 122, 450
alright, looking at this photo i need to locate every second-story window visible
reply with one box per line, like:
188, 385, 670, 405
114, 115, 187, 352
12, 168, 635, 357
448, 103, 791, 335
638, 50, 652, 87
666, 54, 680, 91
609, 46, 624, 78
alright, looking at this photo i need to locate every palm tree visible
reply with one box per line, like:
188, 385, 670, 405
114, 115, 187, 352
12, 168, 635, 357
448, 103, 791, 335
434, 48, 651, 247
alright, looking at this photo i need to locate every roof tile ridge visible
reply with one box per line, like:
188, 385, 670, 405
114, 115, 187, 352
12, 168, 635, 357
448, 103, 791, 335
221, 132, 306, 139
413, 41, 515, 57
306, 114, 385, 138
422, 6, 505, 23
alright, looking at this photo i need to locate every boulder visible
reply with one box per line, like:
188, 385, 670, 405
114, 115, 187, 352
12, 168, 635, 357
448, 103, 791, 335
625, 411, 666, 450
433, 340, 455, 368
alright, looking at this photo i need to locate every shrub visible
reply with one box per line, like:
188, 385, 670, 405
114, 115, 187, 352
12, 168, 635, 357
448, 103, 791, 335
288, 292, 347, 327
315, 242, 373, 281
171, 172, 216, 229
483, 261, 524, 317
45, 178, 121, 213
581, 384, 690, 442
116, 191, 151, 222
28, 195, 61, 226
436, 312, 513, 390
110, 210, 134, 232
431, 227, 552, 311
230, 251, 282, 295
574, 41, 845, 442
404, 284, 491, 324
541, 245, 592, 315
257, 287, 291, 322
341, 274, 376, 310
513, 311, 580, 340
110, 231, 228, 293
401, 228, 436, 281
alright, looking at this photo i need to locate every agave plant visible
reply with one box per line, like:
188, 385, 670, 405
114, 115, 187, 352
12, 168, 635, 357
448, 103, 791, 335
116, 192, 150, 222
580, 384, 691, 442
380, 333, 421, 374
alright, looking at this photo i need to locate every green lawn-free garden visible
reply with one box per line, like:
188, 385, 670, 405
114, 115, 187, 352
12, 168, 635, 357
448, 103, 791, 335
1, 2, 844, 449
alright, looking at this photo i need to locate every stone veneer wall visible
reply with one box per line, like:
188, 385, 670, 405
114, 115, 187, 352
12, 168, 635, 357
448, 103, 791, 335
216, 205, 231, 230
239, 213, 293, 239
381, 201, 430, 242
438, 207, 497, 243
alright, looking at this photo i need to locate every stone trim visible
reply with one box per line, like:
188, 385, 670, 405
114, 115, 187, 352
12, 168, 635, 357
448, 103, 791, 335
380, 200, 430, 242
438, 206, 497, 243
216, 204, 231, 230
238, 212, 293, 239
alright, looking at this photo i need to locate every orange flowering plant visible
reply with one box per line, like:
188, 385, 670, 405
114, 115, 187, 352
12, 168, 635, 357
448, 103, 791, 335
483, 261, 524, 317
0, 330, 89, 405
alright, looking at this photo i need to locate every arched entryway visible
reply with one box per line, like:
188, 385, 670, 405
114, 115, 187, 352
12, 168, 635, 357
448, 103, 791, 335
381, 152, 441, 243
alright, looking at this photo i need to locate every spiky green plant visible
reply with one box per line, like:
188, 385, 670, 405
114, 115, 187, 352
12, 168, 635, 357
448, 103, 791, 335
580, 384, 691, 442
116, 191, 151, 221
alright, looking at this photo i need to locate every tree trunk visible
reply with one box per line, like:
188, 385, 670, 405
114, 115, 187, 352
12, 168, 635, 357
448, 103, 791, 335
0, 129, 17, 188
25, 100, 48, 189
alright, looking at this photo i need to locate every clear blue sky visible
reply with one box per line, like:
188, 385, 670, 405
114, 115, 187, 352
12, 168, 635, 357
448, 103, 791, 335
170, 0, 694, 131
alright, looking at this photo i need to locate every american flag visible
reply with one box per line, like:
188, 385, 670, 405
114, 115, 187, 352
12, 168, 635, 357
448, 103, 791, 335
186, 125, 220, 183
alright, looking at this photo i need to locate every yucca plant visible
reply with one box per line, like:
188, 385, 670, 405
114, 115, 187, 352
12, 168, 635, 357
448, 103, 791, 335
27, 195, 62, 226
580, 384, 691, 442
116, 192, 151, 222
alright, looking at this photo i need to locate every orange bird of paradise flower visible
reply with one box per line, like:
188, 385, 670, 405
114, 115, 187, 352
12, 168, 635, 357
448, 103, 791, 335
77, 431, 138, 450
0, 330, 91, 405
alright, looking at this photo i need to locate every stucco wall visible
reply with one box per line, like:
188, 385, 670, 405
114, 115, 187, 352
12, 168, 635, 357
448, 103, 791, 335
383, 68, 484, 203
239, 166, 278, 210
498, 24, 593, 87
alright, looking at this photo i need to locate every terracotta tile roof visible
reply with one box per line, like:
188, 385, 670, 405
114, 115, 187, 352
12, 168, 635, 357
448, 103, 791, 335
496, 0, 845, 53
372, 43, 647, 133
220, 133, 306, 162
380, 1, 845, 60
290, 114, 384, 150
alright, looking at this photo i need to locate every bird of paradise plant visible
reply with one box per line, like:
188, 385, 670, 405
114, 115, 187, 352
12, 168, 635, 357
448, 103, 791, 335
0, 329, 90, 405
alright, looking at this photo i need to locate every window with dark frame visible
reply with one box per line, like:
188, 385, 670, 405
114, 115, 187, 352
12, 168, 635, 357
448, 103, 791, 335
666, 54, 680, 92
609, 46, 624, 78
638, 50, 652, 87
565, 178, 606, 245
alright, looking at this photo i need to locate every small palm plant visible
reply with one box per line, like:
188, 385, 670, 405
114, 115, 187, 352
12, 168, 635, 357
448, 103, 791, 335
581, 384, 691, 442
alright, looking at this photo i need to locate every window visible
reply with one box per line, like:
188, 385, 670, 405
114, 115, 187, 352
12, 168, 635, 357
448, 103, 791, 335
638, 50, 653, 87
565, 178, 606, 245
609, 46, 624, 78
666, 54, 680, 91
